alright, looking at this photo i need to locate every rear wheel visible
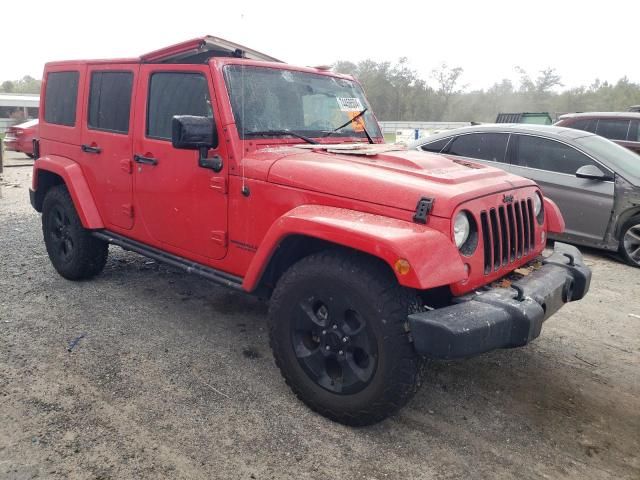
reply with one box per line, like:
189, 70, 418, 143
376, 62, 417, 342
42, 185, 108, 280
268, 251, 423, 426
619, 216, 640, 268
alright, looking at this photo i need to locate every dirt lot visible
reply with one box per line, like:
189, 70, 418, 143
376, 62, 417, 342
1, 151, 639, 480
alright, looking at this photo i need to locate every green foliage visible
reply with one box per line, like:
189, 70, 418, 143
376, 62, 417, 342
0, 76, 41, 94
333, 60, 640, 122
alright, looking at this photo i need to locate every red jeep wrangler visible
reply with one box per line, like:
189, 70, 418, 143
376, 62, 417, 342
30, 36, 591, 425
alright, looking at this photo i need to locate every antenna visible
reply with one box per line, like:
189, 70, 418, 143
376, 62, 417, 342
240, 59, 249, 196
238, 12, 249, 196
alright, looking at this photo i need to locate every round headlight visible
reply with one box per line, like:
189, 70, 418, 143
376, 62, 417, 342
533, 192, 543, 216
454, 212, 471, 248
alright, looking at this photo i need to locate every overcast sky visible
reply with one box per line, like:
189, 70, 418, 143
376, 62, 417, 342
1, 0, 637, 90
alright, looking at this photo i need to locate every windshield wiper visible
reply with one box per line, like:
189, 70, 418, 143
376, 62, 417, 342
244, 129, 318, 144
323, 108, 374, 144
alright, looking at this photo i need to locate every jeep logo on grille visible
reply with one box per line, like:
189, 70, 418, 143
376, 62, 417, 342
502, 194, 514, 203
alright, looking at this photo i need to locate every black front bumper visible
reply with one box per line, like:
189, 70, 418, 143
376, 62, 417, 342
408, 243, 591, 359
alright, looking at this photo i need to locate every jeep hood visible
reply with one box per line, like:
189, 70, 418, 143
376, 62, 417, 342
266, 145, 535, 218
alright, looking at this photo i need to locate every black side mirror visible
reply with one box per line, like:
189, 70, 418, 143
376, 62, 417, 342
172, 115, 217, 149
172, 115, 222, 172
575, 164, 613, 181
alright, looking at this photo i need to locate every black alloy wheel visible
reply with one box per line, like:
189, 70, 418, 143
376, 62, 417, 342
292, 292, 378, 395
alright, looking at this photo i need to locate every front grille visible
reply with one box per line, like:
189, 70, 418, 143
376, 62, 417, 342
479, 198, 536, 274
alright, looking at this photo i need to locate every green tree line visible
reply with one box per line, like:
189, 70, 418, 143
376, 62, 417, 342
0, 76, 42, 94
333, 60, 640, 122
3, 66, 639, 123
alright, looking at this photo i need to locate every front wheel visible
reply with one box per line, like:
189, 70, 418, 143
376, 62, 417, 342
42, 185, 108, 280
619, 216, 640, 268
268, 251, 423, 426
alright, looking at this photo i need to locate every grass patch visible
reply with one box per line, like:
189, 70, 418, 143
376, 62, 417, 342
383, 133, 396, 143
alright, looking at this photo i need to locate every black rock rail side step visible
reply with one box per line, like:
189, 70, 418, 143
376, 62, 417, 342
93, 230, 244, 291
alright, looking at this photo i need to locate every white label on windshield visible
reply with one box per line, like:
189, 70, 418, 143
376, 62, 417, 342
336, 97, 364, 112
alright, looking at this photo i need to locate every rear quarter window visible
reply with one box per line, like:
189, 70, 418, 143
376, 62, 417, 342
44, 71, 80, 126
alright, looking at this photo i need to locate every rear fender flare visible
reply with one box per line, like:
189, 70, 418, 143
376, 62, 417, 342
32, 155, 103, 229
242, 205, 467, 292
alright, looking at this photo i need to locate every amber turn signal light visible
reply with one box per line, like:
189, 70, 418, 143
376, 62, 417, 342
394, 259, 411, 275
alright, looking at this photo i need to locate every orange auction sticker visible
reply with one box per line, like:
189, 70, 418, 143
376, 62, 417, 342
348, 111, 365, 132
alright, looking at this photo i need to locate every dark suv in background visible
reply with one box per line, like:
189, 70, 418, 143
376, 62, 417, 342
555, 112, 640, 154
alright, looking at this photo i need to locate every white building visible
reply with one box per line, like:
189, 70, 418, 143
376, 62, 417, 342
0, 93, 39, 133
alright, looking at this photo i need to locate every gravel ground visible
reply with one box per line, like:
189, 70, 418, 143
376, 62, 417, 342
1, 152, 639, 480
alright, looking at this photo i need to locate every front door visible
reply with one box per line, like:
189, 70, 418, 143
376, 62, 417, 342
509, 134, 615, 242
80, 65, 137, 230
132, 65, 228, 260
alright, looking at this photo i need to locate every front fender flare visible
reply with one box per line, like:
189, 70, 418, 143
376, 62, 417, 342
242, 205, 467, 292
544, 197, 565, 234
32, 155, 103, 229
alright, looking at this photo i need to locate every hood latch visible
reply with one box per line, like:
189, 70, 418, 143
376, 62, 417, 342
413, 197, 435, 224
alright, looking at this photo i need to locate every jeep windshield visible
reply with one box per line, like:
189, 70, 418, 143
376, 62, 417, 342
223, 65, 382, 142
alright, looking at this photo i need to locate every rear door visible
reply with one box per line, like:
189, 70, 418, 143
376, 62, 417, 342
80, 65, 137, 230
509, 134, 615, 241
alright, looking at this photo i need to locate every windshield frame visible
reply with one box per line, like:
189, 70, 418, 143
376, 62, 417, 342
221, 63, 383, 142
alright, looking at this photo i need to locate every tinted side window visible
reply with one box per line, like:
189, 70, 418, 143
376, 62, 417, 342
420, 137, 451, 153
568, 119, 589, 131
567, 118, 597, 133
447, 133, 509, 162
515, 135, 595, 174
596, 119, 630, 141
88, 71, 133, 134
585, 119, 598, 133
147, 72, 211, 140
44, 71, 79, 126
627, 120, 639, 141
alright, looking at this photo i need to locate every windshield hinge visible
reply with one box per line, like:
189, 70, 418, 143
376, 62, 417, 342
413, 197, 434, 224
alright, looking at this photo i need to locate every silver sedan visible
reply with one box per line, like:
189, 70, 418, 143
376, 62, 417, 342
409, 124, 640, 267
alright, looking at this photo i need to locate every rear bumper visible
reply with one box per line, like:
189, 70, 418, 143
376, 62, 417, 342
3, 138, 19, 151
408, 242, 591, 359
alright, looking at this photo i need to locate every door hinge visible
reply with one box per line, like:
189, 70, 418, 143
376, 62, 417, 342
210, 177, 227, 194
122, 204, 134, 218
211, 231, 227, 247
413, 197, 434, 224
120, 159, 133, 174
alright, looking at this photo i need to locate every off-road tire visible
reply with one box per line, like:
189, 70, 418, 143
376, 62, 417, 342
268, 250, 423, 426
619, 215, 640, 268
42, 185, 108, 280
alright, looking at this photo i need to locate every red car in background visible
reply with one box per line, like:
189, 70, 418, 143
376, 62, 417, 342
3, 119, 39, 158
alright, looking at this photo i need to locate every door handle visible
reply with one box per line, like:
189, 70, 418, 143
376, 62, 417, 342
81, 144, 101, 154
133, 154, 158, 166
